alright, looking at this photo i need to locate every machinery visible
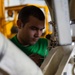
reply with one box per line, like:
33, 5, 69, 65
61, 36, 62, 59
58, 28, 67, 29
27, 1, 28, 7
0, 0, 75, 75
0, 1, 51, 38
40, 0, 75, 75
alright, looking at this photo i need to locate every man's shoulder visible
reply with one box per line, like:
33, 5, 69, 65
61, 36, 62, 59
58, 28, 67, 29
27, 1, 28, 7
10, 35, 17, 45
10, 35, 16, 41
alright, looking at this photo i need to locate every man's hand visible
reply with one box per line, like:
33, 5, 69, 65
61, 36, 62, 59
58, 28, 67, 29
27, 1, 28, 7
29, 54, 44, 67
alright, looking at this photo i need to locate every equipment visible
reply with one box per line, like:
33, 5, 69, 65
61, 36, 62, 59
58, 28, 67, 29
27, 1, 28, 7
40, 0, 75, 75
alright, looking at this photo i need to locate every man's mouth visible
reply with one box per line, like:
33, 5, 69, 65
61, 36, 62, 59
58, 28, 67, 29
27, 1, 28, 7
33, 38, 38, 42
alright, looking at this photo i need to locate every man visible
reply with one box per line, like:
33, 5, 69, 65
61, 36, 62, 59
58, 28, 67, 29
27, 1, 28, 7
10, 5, 49, 66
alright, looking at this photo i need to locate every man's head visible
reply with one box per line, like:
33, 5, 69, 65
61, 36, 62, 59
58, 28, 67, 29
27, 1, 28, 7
17, 5, 45, 45
18, 5, 45, 26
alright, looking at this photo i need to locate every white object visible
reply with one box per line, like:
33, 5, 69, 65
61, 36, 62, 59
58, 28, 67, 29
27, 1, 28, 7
52, 0, 72, 45
55, 45, 75, 75
0, 33, 43, 75
71, 24, 75, 37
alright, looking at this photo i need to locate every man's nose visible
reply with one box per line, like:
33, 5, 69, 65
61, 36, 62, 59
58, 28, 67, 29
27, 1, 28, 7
35, 30, 42, 37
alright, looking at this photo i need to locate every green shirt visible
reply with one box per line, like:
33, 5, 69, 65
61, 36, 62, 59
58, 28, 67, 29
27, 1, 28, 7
10, 35, 49, 57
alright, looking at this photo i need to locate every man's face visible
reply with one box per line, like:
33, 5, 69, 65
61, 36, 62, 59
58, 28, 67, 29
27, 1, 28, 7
19, 16, 45, 45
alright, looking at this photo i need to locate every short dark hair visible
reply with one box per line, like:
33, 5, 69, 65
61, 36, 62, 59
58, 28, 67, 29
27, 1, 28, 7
18, 5, 45, 24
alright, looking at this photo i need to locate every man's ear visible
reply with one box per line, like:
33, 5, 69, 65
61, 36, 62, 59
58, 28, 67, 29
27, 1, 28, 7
17, 19, 23, 29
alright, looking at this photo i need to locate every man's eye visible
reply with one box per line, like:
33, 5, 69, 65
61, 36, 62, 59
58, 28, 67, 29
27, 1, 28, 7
31, 28, 37, 30
30, 27, 37, 30
40, 29, 43, 31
